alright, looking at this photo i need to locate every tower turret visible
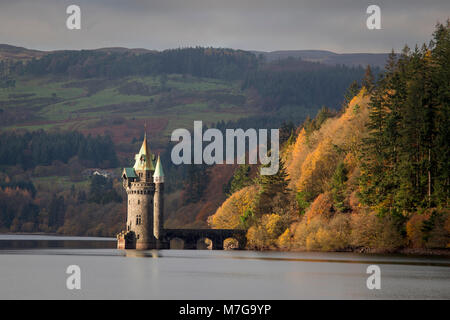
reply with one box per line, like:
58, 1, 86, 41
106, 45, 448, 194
153, 155, 164, 244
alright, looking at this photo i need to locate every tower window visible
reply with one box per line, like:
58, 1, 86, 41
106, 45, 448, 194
138, 199, 140, 204
136, 215, 142, 225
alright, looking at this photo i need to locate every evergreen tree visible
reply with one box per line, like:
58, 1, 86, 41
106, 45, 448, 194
229, 164, 252, 195
360, 22, 450, 212
430, 20, 450, 207
362, 65, 375, 92
342, 80, 360, 110
331, 162, 349, 212
254, 159, 290, 215
182, 165, 209, 204
48, 195, 65, 228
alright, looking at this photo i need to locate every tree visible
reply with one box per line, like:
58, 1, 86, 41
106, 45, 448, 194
362, 65, 375, 92
331, 162, 349, 212
342, 80, 360, 110
228, 164, 252, 195
88, 174, 121, 204
254, 159, 290, 215
279, 121, 295, 145
48, 195, 65, 228
360, 21, 450, 212
182, 165, 209, 204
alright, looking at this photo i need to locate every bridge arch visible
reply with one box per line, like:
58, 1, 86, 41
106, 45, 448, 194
196, 237, 213, 250
169, 237, 184, 249
223, 237, 240, 250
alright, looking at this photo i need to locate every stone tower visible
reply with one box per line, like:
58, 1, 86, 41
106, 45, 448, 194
117, 134, 165, 250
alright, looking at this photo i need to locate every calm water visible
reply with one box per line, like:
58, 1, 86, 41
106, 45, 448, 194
0, 235, 449, 299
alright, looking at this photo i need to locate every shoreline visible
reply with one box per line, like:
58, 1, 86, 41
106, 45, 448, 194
274, 246, 450, 257
2, 233, 449, 256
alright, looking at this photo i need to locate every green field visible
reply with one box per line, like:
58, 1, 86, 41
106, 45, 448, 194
0, 74, 254, 142
31, 175, 90, 192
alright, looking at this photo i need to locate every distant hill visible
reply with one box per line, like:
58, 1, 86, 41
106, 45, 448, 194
93, 47, 156, 55
252, 50, 389, 68
0, 44, 46, 61
0, 43, 388, 68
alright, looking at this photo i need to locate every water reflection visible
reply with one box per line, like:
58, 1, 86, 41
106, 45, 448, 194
124, 250, 160, 258
0, 239, 116, 250
0, 235, 449, 299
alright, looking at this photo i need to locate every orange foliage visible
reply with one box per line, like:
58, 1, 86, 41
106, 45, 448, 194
305, 192, 334, 222
285, 128, 310, 187
406, 213, 430, 248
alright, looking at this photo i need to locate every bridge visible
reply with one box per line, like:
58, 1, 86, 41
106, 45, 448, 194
162, 229, 247, 250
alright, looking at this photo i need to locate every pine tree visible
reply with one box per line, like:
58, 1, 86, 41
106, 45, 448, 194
360, 51, 403, 211
362, 65, 375, 92
430, 20, 450, 207
342, 80, 360, 111
254, 159, 290, 215
360, 22, 449, 212
331, 162, 349, 212
229, 164, 251, 195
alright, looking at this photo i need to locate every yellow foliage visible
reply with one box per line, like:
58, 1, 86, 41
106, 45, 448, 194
246, 225, 267, 250
208, 185, 257, 229
284, 89, 370, 202
306, 233, 320, 251
245, 214, 288, 249
277, 228, 292, 249
297, 138, 337, 197
286, 128, 310, 188
292, 214, 351, 251
263, 213, 283, 238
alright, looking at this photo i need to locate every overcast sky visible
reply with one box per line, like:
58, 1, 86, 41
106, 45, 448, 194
0, 0, 449, 53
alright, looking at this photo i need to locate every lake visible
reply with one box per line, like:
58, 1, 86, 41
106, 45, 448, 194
0, 234, 449, 299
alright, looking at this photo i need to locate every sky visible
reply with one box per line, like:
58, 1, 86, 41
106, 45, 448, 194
0, 0, 449, 53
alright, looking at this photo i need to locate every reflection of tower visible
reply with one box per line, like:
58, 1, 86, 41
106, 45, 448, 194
117, 133, 165, 250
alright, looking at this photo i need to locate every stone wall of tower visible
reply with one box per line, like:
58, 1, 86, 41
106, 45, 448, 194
126, 180, 155, 249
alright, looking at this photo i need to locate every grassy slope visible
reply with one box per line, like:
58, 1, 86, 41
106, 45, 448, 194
0, 74, 254, 147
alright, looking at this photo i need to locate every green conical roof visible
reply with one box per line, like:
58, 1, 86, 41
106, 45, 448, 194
133, 133, 155, 171
153, 155, 164, 178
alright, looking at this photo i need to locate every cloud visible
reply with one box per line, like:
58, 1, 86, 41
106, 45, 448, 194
0, 0, 448, 52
